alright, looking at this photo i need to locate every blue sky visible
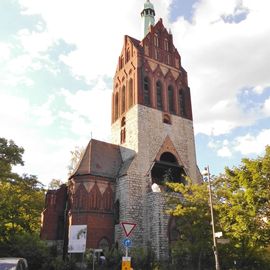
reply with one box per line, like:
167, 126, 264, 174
1, 0, 270, 185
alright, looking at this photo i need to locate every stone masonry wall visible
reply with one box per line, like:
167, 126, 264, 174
112, 104, 198, 258
144, 192, 170, 260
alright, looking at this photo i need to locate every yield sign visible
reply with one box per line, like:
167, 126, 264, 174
121, 222, 136, 237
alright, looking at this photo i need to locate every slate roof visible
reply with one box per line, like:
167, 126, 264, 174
71, 139, 123, 179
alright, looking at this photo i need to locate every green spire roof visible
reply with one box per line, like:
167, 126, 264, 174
144, 0, 154, 10
141, 0, 155, 38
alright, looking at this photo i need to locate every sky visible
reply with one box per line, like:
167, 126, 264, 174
1, 0, 270, 186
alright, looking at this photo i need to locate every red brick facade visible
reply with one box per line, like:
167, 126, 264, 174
40, 140, 121, 252
68, 176, 115, 249
112, 19, 193, 125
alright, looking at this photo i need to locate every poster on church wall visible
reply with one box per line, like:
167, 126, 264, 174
68, 225, 87, 253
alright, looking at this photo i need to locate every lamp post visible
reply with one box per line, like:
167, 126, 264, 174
202, 166, 221, 270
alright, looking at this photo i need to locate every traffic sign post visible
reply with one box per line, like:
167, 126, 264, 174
121, 222, 136, 269
123, 238, 132, 257
121, 222, 136, 237
121, 256, 131, 270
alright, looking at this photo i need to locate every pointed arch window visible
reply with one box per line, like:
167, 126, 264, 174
121, 86, 126, 114
164, 38, 169, 51
115, 92, 119, 120
178, 89, 186, 117
114, 200, 120, 225
156, 80, 163, 110
120, 117, 126, 144
143, 77, 151, 106
126, 48, 130, 63
128, 79, 133, 108
168, 85, 175, 114
154, 33, 159, 47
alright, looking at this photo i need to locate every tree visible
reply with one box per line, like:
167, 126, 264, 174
67, 146, 84, 176
214, 146, 270, 269
166, 179, 213, 270
0, 137, 24, 182
0, 137, 45, 242
48, 178, 64, 189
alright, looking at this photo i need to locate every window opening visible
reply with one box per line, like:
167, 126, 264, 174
164, 39, 169, 51
143, 77, 151, 106
114, 200, 120, 224
115, 92, 119, 120
121, 86, 126, 114
168, 85, 174, 113
120, 117, 126, 144
178, 89, 186, 117
156, 80, 163, 110
151, 151, 186, 189
126, 48, 130, 63
154, 34, 159, 47
163, 113, 171, 124
128, 79, 133, 108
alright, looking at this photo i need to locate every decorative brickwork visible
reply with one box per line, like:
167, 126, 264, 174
40, 1, 200, 260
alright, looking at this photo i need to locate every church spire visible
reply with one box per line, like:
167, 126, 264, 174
141, 0, 155, 38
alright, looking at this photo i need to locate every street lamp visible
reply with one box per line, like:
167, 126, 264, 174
202, 166, 221, 270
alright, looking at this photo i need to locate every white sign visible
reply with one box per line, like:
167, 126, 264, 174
68, 225, 87, 253
214, 232, 223, 238
121, 222, 136, 237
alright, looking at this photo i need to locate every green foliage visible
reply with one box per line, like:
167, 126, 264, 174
0, 232, 50, 270
84, 247, 122, 270
0, 137, 46, 269
166, 179, 213, 269
48, 178, 64, 189
165, 146, 270, 269
0, 137, 24, 182
214, 146, 270, 269
0, 174, 45, 241
131, 246, 158, 270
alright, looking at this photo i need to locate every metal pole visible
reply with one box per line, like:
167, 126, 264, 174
205, 166, 221, 270
92, 250, 95, 270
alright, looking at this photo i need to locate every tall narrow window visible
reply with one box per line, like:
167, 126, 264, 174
179, 89, 186, 117
128, 79, 133, 108
143, 77, 150, 106
164, 39, 169, 51
115, 92, 119, 120
154, 49, 158, 60
120, 117, 126, 144
126, 48, 130, 63
156, 80, 163, 110
168, 85, 174, 114
167, 54, 171, 65
154, 33, 159, 47
121, 86, 126, 114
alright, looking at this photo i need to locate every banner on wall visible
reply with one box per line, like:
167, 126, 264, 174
68, 225, 87, 253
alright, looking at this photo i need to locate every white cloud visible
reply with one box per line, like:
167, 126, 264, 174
17, 0, 171, 81
59, 85, 111, 141
208, 129, 270, 158
217, 146, 232, 157
172, 0, 270, 135
0, 43, 11, 60
2, 0, 270, 184
234, 129, 270, 155
208, 139, 232, 157
263, 98, 270, 116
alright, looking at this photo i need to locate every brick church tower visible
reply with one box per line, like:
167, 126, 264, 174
40, 0, 200, 260
111, 0, 200, 259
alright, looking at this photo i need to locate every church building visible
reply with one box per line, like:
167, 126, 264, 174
40, 0, 201, 260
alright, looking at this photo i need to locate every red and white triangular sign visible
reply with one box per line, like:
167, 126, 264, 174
121, 222, 136, 237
